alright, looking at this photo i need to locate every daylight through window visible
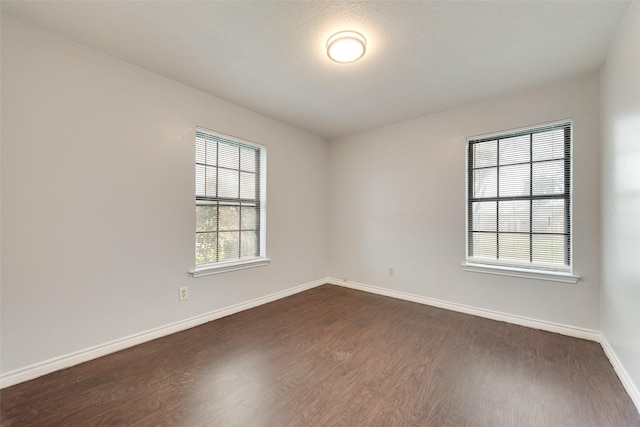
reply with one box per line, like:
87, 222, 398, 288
195, 128, 265, 270
466, 122, 572, 272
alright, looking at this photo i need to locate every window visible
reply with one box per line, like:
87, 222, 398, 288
465, 121, 574, 277
192, 128, 268, 276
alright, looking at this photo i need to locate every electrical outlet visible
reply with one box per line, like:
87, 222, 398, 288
342, 276, 348, 282
179, 286, 188, 301
388, 267, 395, 276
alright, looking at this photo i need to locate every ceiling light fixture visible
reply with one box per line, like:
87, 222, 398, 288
326, 31, 366, 63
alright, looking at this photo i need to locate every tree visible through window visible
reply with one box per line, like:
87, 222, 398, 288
195, 128, 265, 268
466, 122, 572, 272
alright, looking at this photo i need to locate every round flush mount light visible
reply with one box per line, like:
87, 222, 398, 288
326, 31, 366, 63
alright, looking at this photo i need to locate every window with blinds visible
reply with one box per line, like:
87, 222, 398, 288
195, 128, 266, 270
466, 121, 572, 272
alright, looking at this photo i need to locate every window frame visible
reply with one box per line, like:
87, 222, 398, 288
463, 120, 579, 283
190, 127, 269, 277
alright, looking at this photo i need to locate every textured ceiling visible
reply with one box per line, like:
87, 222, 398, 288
1, 1, 631, 139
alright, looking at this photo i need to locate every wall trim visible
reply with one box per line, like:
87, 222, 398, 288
5, 276, 637, 417
0, 278, 326, 389
600, 335, 640, 413
330, 278, 638, 414
327, 277, 600, 342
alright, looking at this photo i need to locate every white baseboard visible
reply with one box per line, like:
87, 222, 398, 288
0, 278, 327, 389
328, 277, 601, 342
600, 335, 640, 413
5, 276, 638, 417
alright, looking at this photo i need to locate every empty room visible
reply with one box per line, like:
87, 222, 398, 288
1, 1, 639, 426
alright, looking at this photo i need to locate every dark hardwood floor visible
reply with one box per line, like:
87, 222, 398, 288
1, 284, 639, 426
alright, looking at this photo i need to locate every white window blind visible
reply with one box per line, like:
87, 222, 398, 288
466, 122, 572, 272
195, 128, 265, 269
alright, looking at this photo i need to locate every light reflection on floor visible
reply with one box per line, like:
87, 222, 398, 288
194, 346, 272, 426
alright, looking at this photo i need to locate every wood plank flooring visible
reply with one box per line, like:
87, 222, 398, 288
1, 284, 639, 426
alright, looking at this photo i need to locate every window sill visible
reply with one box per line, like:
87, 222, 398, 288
189, 258, 271, 278
461, 262, 580, 284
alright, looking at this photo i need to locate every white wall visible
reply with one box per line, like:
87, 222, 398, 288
0, 16, 328, 374
3, 6, 632, 390
601, 1, 640, 403
329, 73, 601, 330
